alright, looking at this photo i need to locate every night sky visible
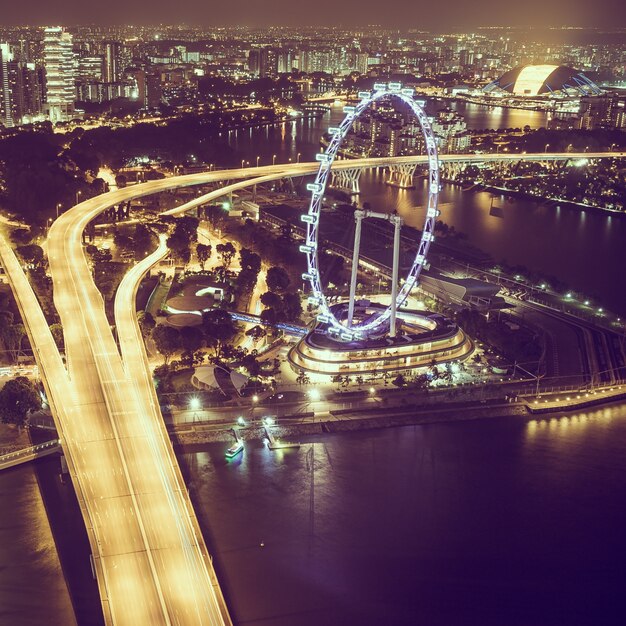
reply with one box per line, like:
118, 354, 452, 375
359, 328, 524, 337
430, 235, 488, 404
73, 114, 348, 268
2, 0, 625, 29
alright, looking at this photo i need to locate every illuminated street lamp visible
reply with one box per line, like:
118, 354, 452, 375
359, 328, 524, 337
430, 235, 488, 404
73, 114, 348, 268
256, 155, 260, 167
544, 143, 550, 154
56, 202, 62, 218
189, 396, 201, 421
297, 152, 301, 164
272, 154, 277, 166
76, 190, 82, 205
308, 388, 321, 401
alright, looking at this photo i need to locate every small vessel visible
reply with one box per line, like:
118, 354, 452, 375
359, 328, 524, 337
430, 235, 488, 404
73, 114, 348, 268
225, 441, 244, 459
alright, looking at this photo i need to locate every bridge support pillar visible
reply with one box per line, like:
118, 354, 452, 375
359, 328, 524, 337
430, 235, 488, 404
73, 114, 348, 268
386, 164, 417, 189
330, 168, 362, 195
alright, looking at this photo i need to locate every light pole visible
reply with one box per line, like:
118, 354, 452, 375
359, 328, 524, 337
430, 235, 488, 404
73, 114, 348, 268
76, 190, 82, 205
544, 143, 550, 154
56, 203, 62, 218
241, 159, 246, 169
297, 152, 301, 164
256, 155, 260, 167
189, 396, 201, 422
272, 154, 277, 166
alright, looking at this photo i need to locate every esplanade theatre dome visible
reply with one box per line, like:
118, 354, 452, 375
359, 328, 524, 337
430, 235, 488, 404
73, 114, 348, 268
484, 65, 601, 97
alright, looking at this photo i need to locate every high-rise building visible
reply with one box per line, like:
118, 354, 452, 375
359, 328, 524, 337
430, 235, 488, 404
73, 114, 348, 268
132, 69, 162, 108
0, 42, 44, 127
0, 43, 13, 127
103, 41, 120, 83
248, 49, 260, 77
259, 48, 278, 78
43, 26, 76, 122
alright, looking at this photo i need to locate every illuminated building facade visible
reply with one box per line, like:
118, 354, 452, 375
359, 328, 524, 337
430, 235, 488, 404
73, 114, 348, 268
484, 64, 601, 97
43, 26, 76, 122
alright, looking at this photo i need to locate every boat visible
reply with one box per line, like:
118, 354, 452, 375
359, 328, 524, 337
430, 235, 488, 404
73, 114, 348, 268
225, 441, 244, 459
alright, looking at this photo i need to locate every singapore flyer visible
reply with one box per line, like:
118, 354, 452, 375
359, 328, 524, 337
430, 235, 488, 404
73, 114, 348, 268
299, 83, 440, 341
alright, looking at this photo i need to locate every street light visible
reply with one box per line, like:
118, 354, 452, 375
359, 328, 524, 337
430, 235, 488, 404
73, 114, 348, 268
56, 203, 62, 218
256, 155, 260, 167
308, 388, 321, 401
544, 143, 550, 154
76, 190, 82, 205
272, 154, 277, 166
189, 396, 201, 411
297, 152, 301, 164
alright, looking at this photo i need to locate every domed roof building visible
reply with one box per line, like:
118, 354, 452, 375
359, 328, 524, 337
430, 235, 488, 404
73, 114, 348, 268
484, 65, 601, 97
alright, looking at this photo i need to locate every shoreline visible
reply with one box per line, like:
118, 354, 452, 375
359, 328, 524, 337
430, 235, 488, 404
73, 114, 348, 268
478, 183, 625, 217
171, 388, 626, 448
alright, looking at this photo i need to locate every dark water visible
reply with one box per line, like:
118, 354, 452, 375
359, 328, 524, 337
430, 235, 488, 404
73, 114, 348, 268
0, 462, 76, 626
183, 403, 626, 626
230, 102, 626, 314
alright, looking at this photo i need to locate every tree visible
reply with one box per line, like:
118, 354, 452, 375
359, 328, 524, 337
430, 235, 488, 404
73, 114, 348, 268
216, 242, 236, 268
296, 370, 310, 386
0, 376, 40, 426
137, 311, 156, 339
167, 216, 199, 264
196, 243, 212, 270
392, 374, 407, 387
1, 324, 25, 362
200, 309, 237, 359
266, 266, 290, 292
282, 293, 303, 322
152, 325, 180, 364
179, 326, 203, 355
133, 224, 154, 259
50, 323, 64, 350
260, 291, 283, 310
16, 244, 45, 268
240, 353, 260, 377
239, 248, 261, 274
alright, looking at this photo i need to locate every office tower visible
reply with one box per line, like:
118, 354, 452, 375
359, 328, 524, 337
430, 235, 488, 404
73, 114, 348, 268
43, 26, 76, 122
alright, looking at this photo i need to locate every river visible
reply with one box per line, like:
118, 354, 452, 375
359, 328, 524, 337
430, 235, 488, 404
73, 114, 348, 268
181, 403, 626, 626
228, 102, 625, 314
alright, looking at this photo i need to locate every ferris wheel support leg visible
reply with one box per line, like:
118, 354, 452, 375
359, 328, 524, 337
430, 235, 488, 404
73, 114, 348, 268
390, 217, 402, 338
347, 212, 364, 327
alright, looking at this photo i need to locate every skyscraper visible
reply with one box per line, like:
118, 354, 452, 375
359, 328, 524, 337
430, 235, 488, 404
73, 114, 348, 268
43, 26, 76, 122
0, 43, 13, 127
103, 41, 120, 83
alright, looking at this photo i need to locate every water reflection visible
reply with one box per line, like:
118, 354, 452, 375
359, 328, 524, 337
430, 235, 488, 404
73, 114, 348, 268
185, 408, 626, 626
0, 464, 76, 626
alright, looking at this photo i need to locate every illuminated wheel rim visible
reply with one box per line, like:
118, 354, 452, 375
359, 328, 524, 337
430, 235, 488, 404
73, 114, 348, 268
300, 84, 440, 341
